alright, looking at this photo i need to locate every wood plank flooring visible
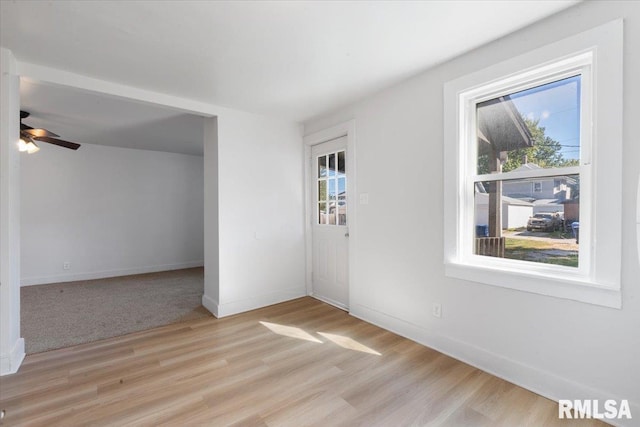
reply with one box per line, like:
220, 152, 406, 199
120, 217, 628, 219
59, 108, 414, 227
0, 297, 605, 426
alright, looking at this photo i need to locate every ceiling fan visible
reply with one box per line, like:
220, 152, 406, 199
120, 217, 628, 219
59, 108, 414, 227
19, 111, 81, 153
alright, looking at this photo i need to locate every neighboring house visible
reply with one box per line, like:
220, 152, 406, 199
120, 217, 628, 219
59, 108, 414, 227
503, 163, 576, 201
475, 192, 533, 229
532, 198, 565, 215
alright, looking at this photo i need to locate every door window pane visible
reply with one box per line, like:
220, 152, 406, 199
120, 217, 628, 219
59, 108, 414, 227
337, 199, 347, 225
318, 156, 327, 178
327, 201, 336, 225
318, 202, 327, 224
318, 180, 327, 202
337, 151, 345, 177
328, 153, 336, 177
328, 179, 336, 200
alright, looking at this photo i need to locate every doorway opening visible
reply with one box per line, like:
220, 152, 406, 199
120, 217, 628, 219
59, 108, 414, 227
19, 79, 208, 354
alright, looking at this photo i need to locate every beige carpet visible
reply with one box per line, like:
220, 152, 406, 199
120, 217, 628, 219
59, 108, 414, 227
21, 267, 212, 354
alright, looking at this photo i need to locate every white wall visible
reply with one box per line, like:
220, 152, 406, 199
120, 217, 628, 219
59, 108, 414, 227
305, 1, 640, 421
203, 117, 220, 308
1, 48, 25, 375
203, 110, 306, 317
20, 142, 204, 285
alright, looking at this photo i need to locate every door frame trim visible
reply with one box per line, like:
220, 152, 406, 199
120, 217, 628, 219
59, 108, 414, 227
303, 120, 356, 310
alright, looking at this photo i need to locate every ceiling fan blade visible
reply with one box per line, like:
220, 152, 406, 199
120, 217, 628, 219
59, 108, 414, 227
35, 136, 81, 150
22, 126, 60, 138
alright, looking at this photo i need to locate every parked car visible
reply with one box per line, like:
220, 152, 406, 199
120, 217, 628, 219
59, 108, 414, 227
526, 212, 562, 232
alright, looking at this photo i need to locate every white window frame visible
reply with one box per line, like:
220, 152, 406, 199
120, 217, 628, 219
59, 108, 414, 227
464, 57, 591, 277
443, 20, 623, 308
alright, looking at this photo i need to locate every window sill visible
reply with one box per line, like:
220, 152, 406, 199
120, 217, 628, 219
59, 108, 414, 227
445, 261, 621, 309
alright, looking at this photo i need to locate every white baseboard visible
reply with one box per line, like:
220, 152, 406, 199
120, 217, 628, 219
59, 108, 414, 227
20, 261, 205, 286
216, 287, 306, 318
0, 337, 25, 376
350, 302, 639, 427
202, 294, 219, 318
310, 293, 348, 311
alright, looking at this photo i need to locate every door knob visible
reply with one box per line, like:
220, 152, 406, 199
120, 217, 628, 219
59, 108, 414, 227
344, 233, 350, 238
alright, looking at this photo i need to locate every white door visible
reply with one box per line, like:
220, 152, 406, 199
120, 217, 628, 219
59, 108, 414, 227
311, 137, 349, 309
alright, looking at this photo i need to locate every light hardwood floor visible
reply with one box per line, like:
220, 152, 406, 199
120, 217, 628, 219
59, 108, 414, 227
0, 297, 605, 426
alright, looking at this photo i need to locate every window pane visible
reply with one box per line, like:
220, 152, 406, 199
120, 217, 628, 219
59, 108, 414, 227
328, 179, 336, 200
337, 197, 347, 225
338, 177, 346, 198
474, 174, 579, 267
337, 151, 345, 177
318, 156, 327, 178
476, 76, 581, 174
318, 202, 327, 224
328, 153, 336, 177
318, 180, 327, 202
327, 201, 336, 225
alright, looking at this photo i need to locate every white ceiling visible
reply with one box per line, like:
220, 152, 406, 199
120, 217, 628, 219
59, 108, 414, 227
20, 80, 204, 156
2, 1, 578, 154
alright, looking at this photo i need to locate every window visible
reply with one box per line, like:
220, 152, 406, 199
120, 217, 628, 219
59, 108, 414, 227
317, 150, 347, 225
533, 182, 542, 193
473, 75, 582, 268
443, 20, 623, 308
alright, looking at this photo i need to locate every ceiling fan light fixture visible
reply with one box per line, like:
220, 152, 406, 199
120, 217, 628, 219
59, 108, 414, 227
18, 137, 29, 152
18, 135, 40, 154
26, 140, 40, 154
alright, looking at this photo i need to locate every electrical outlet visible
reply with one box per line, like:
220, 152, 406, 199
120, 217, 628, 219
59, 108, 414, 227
432, 303, 442, 318
63, 262, 71, 270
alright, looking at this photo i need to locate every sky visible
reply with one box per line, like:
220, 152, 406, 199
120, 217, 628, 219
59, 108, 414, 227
509, 75, 581, 161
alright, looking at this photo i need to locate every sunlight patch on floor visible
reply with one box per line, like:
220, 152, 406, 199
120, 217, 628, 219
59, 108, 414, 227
317, 332, 381, 355
259, 321, 323, 343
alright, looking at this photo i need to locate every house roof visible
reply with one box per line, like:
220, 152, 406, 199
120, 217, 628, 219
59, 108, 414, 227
475, 193, 533, 206
511, 163, 543, 172
510, 164, 578, 185
477, 96, 534, 156
533, 199, 564, 206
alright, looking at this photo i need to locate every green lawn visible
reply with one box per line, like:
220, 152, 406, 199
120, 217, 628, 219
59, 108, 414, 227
504, 238, 578, 267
